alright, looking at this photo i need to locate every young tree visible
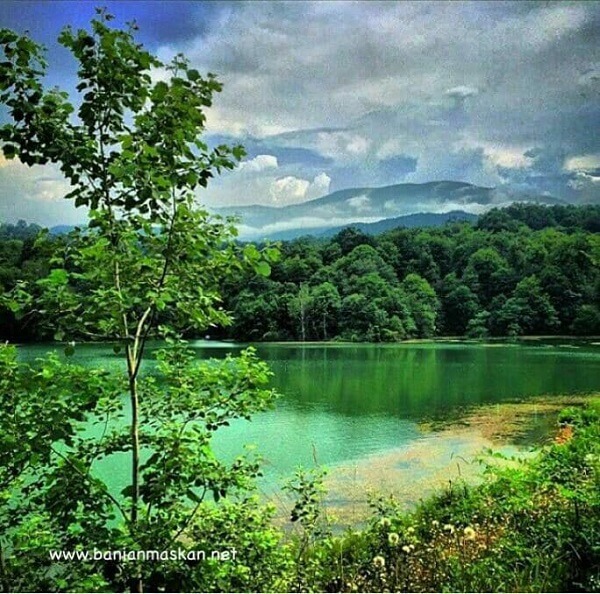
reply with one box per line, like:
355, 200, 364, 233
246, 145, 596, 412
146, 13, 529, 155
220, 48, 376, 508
0, 12, 280, 592
400, 273, 439, 338
288, 283, 311, 341
307, 282, 341, 340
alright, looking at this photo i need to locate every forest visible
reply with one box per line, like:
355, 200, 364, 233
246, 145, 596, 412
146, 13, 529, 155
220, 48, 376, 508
1, 203, 599, 343
0, 10, 599, 593
221, 203, 600, 342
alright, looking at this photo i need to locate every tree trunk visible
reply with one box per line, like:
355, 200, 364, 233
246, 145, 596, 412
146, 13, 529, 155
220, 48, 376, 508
127, 345, 143, 593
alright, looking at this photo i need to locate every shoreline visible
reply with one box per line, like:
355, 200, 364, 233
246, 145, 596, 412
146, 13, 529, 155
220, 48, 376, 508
273, 393, 597, 529
8, 335, 600, 347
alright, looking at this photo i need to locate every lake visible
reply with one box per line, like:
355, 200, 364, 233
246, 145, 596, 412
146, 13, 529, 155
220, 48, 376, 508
18, 339, 600, 517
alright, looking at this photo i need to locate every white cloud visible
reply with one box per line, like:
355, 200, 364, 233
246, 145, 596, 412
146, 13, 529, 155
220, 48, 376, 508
270, 176, 310, 204
239, 214, 384, 239
306, 172, 331, 200
376, 139, 405, 160
564, 154, 600, 195
1, 1, 598, 223
311, 131, 371, 161
445, 86, 479, 100
0, 158, 81, 225
568, 174, 600, 190
478, 142, 534, 171
347, 194, 371, 211
564, 154, 600, 173
519, 4, 589, 49
238, 154, 278, 173
269, 172, 331, 205
346, 135, 371, 156
185, 1, 596, 199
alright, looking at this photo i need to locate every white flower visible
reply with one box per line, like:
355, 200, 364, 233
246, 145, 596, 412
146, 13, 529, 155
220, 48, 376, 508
373, 555, 386, 568
388, 532, 400, 546
463, 526, 476, 540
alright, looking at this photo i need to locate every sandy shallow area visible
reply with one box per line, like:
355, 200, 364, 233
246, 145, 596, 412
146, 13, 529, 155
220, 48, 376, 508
273, 394, 592, 529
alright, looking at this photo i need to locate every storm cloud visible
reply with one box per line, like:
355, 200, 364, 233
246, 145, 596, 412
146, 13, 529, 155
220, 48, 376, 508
0, 1, 598, 225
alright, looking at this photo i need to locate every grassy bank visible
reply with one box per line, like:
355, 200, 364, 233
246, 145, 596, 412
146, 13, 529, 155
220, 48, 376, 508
4, 390, 598, 592
271, 397, 600, 593
178, 397, 599, 592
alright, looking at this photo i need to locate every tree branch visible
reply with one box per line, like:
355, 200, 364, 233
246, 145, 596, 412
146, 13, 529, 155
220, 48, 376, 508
50, 445, 130, 525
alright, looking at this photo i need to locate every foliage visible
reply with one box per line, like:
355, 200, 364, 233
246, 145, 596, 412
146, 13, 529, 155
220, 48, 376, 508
0, 11, 279, 593
288, 400, 600, 593
217, 204, 599, 341
3, 203, 599, 343
283, 469, 332, 591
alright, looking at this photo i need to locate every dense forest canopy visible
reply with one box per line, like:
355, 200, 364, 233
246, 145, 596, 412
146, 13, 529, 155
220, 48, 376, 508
222, 203, 600, 341
1, 204, 599, 343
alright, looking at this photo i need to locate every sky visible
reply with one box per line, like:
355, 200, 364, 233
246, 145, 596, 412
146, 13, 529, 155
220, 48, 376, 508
0, 0, 598, 226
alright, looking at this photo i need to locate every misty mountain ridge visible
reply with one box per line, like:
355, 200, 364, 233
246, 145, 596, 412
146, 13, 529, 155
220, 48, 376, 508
213, 180, 562, 240
266, 211, 479, 241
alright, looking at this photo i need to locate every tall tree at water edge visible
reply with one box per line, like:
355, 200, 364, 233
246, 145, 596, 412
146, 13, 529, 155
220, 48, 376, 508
0, 10, 282, 592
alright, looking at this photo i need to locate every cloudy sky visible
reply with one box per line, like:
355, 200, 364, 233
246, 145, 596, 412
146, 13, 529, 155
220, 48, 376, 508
0, 0, 598, 226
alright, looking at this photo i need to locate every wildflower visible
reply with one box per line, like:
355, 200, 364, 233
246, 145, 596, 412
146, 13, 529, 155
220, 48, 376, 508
379, 518, 391, 529
373, 555, 386, 568
463, 526, 476, 540
388, 532, 400, 546
407, 526, 415, 534
443, 524, 455, 534
402, 545, 411, 553
409, 544, 415, 551
432, 520, 439, 527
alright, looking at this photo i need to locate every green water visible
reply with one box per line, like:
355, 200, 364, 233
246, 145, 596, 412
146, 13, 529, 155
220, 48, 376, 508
18, 340, 600, 500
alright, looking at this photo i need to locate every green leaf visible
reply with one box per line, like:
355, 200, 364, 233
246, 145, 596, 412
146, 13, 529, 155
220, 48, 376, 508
153, 81, 168, 101
255, 261, 271, 277
2, 144, 17, 159
47, 268, 68, 285
265, 246, 281, 262
243, 244, 260, 261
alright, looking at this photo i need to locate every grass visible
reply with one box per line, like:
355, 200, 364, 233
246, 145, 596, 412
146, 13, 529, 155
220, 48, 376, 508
281, 397, 600, 592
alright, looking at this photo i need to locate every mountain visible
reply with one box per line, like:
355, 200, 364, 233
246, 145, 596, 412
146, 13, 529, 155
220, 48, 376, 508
267, 211, 479, 240
213, 180, 562, 240
49, 224, 77, 235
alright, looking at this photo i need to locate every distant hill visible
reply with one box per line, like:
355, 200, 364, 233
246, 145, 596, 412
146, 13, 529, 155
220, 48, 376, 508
42, 181, 565, 241
213, 180, 563, 240
49, 225, 77, 235
267, 210, 479, 240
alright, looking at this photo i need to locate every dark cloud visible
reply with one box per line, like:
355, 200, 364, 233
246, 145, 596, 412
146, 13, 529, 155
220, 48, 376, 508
377, 156, 418, 182
0, 1, 598, 223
